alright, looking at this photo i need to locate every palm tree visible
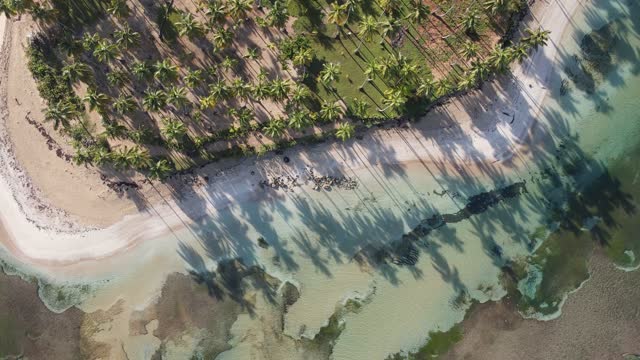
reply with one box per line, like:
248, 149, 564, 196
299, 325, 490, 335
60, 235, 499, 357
107, 70, 129, 87
83, 89, 110, 113
523, 28, 551, 50
461, 41, 480, 61
263, 118, 286, 138
358, 16, 378, 42
267, 0, 289, 29
161, 118, 187, 143
379, 18, 401, 40
405, 1, 430, 25
129, 146, 152, 169
0, 1, 27, 19
348, 98, 369, 118
227, 0, 252, 21
62, 62, 93, 85
199, 94, 217, 110
290, 84, 310, 106
319, 62, 341, 89
252, 80, 271, 100
244, 47, 261, 61
357, 15, 378, 51
113, 94, 138, 115
204, 1, 227, 26
132, 61, 153, 80
102, 118, 128, 139
360, 59, 379, 89
462, 9, 480, 35
107, 0, 129, 18
344, 0, 360, 15
114, 25, 140, 48
483, 0, 507, 15
292, 48, 314, 67
434, 79, 453, 98
470, 59, 491, 81
90, 146, 112, 166
398, 60, 420, 86
212, 28, 233, 49
288, 111, 309, 130
457, 72, 477, 91
488, 45, 512, 72
149, 159, 173, 180
226, 107, 238, 119
236, 108, 254, 128
209, 79, 230, 100
292, 47, 313, 79
335, 122, 355, 141
154, 59, 179, 82
232, 78, 252, 101
416, 76, 435, 99
93, 40, 118, 63
29, 4, 58, 27
184, 69, 203, 88
269, 77, 291, 101
379, 88, 406, 112
378, 0, 401, 15
143, 90, 168, 112
511, 44, 528, 63
1, 0, 32, 18
113, 146, 150, 170
111, 148, 130, 170
320, 100, 343, 122
176, 12, 204, 39
45, 102, 77, 130
82, 33, 100, 51
167, 86, 190, 110
220, 56, 238, 72
327, 2, 349, 27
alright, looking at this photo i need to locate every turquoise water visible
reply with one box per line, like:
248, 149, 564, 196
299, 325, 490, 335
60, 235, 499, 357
1, 0, 639, 358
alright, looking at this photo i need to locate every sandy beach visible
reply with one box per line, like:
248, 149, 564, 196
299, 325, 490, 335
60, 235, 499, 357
2, 0, 640, 359
0, 0, 583, 270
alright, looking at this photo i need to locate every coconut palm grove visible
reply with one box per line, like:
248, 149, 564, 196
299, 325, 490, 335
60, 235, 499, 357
2, 0, 549, 178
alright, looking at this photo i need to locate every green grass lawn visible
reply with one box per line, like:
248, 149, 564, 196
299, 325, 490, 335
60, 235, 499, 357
288, 0, 506, 119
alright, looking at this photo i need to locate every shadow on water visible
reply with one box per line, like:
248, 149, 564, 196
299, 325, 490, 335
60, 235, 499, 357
130, 0, 640, 330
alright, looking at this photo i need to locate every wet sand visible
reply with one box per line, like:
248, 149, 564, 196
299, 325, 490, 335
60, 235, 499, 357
442, 253, 640, 360
0, 265, 85, 358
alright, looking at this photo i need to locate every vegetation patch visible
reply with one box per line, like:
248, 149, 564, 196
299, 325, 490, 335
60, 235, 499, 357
505, 142, 639, 316
385, 325, 463, 360
5, 0, 549, 180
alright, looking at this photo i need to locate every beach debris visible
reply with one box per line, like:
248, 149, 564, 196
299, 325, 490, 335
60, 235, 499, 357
433, 189, 447, 197
100, 174, 140, 193
24, 112, 73, 163
307, 168, 358, 191
260, 174, 300, 191
281, 282, 300, 310
260, 168, 358, 192
257, 236, 270, 249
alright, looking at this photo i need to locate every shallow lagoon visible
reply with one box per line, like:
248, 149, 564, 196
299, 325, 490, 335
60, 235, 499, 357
0, 0, 639, 358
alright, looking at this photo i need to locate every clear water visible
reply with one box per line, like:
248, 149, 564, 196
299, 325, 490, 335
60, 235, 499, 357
1, 0, 639, 358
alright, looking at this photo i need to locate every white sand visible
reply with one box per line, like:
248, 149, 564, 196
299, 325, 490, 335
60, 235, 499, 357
0, 0, 582, 269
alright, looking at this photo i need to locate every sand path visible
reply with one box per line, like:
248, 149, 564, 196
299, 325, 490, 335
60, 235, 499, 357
0, 0, 581, 270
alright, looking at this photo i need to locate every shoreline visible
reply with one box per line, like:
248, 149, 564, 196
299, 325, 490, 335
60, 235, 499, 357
441, 252, 640, 359
0, 0, 581, 271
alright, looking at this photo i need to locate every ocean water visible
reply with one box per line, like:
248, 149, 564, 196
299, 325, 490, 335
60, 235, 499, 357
327, 0, 640, 357
1, 0, 639, 358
